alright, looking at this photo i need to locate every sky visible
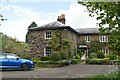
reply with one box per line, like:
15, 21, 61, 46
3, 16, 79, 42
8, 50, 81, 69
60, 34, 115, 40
0, 0, 99, 42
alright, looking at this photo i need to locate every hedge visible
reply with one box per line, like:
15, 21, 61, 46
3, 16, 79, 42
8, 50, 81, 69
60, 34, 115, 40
34, 60, 71, 67
86, 58, 110, 65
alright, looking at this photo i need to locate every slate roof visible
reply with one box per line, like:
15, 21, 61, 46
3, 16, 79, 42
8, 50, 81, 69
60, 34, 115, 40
29, 21, 66, 30
28, 21, 79, 35
40, 21, 66, 28
75, 28, 99, 34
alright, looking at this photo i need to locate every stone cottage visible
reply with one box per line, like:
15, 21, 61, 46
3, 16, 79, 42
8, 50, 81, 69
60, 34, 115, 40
26, 14, 110, 58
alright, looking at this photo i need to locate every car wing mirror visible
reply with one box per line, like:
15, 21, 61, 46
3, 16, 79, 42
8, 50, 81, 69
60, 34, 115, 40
16, 57, 19, 60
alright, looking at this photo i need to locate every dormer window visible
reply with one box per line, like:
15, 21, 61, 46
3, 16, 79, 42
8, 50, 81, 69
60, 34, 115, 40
45, 31, 52, 39
85, 36, 90, 42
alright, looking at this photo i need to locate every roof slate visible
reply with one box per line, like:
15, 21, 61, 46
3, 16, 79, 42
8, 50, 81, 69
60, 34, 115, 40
75, 28, 99, 34
28, 21, 100, 35
29, 21, 66, 30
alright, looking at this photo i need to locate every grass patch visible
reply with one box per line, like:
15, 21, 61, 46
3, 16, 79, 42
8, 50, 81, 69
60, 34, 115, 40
89, 71, 118, 79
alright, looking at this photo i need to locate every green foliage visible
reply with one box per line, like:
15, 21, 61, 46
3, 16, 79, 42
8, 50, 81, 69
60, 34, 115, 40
0, 32, 30, 57
86, 59, 106, 64
35, 60, 70, 68
78, 1, 120, 55
106, 53, 117, 60
90, 53, 97, 59
40, 56, 49, 61
49, 30, 72, 59
49, 51, 61, 61
20, 53, 31, 60
60, 51, 69, 60
88, 41, 106, 54
31, 58, 40, 62
109, 31, 120, 56
97, 51, 105, 58
75, 55, 81, 60
70, 59, 79, 64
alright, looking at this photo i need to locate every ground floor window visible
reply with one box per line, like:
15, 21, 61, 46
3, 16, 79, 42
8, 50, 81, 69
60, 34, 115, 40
44, 46, 51, 56
101, 48, 109, 55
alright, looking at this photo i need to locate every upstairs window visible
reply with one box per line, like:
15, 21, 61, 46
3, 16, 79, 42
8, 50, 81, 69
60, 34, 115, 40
85, 36, 90, 42
45, 31, 52, 39
99, 35, 108, 42
44, 47, 51, 56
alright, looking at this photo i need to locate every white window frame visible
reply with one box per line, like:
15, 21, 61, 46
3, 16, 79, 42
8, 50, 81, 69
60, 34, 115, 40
85, 36, 90, 42
45, 31, 52, 39
44, 46, 51, 56
101, 48, 109, 55
99, 35, 108, 42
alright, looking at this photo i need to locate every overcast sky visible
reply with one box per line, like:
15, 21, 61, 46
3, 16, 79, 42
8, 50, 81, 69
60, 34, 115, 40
0, 0, 99, 42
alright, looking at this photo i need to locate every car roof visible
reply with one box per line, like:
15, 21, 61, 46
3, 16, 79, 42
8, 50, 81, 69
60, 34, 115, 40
0, 52, 15, 55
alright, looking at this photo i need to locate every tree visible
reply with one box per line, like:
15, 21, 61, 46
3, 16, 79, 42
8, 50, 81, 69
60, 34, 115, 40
78, 1, 120, 55
0, 32, 30, 57
49, 30, 72, 59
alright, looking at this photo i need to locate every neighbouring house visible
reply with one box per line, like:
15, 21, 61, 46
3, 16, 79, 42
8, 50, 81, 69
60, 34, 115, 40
26, 14, 110, 58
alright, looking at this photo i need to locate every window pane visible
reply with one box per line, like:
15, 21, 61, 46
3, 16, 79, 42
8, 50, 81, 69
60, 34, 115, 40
0, 55, 5, 59
45, 47, 51, 56
45, 31, 52, 39
7, 54, 17, 59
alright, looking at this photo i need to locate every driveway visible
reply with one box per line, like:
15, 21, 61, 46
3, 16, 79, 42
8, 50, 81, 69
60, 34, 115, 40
1, 64, 118, 78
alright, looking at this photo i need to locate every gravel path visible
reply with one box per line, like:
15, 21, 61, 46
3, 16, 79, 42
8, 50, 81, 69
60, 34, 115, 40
1, 64, 118, 78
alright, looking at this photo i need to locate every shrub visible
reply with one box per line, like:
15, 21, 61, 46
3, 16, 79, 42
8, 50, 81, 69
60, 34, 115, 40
31, 58, 40, 61
41, 56, 49, 61
71, 59, 79, 64
97, 51, 105, 58
106, 53, 117, 60
96, 59, 105, 64
75, 55, 81, 60
60, 51, 69, 60
90, 53, 97, 59
49, 51, 61, 61
21, 54, 31, 59
86, 59, 106, 64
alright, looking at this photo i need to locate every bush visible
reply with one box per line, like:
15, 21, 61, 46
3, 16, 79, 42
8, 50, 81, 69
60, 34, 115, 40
86, 59, 106, 64
60, 51, 69, 60
97, 51, 105, 58
21, 54, 31, 59
75, 55, 81, 60
35, 60, 71, 67
90, 53, 97, 59
31, 58, 40, 61
71, 59, 79, 64
49, 51, 61, 61
41, 56, 49, 61
106, 53, 117, 60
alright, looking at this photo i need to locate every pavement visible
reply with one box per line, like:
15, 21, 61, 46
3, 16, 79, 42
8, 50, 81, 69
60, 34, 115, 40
1, 64, 118, 78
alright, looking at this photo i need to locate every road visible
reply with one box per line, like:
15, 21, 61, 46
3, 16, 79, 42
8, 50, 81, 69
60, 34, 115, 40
1, 64, 118, 78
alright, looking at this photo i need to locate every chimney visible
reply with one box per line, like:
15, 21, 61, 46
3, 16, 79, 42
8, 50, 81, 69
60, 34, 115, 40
57, 14, 66, 24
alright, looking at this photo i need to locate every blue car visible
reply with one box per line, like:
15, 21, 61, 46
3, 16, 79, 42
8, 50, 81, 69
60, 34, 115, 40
0, 52, 35, 71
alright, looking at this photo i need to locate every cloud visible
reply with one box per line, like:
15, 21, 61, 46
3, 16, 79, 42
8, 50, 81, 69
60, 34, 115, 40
57, 2, 98, 28
1, 2, 98, 42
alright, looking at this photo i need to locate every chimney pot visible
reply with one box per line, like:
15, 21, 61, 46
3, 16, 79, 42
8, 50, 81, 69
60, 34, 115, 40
57, 14, 66, 24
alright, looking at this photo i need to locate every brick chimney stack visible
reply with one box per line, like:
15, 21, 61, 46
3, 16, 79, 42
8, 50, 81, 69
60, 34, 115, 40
57, 14, 66, 24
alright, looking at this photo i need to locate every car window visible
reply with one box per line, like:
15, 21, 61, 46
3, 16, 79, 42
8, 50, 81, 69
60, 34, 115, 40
6, 54, 17, 60
0, 54, 6, 59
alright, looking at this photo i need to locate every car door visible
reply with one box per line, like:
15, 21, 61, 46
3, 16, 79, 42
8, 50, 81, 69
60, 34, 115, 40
6, 54, 20, 67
